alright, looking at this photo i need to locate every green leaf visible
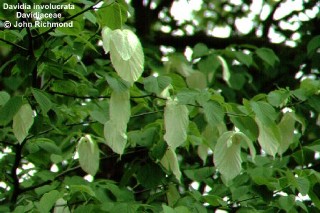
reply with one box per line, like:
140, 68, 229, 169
32, 88, 53, 114
192, 43, 209, 58
97, 1, 127, 30
160, 147, 181, 181
174, 206, 191, 213
267, 89, 290, 107
128, 127, 157, 147
255, 118, 280, 157
167, 54, 193, 77
162, 205, 176, 213
70, 185, 96, 197
217, 55, 230, 85
31, 138, 61, 155
213, 131, 255, 183
83, 11, 97, 24
105, 74, 130, 93
90, 110, 109, 124
53, 198, 70, 213
234, 51, 252, 67
186, 71, 207, 89
164, 99, 189, 149
102, 27, 144, 85
204, 195, 227, 207
250, 101, 278, 124
184, 167, 215, 182
306, 139, 320, 152
166, 184, 180, 207
197, 144, 209, 164
109, 203, 139, 213
228, 104, 258, 141
256, 48, 279, 67
77, 135, 100, 176
0, 91, 10, 106
278, 195, 295, 212
308, 95, 320, 113
296, 177, 310, 196
143, 75, 172, 94
197, 54, 220, 75
0, 96, 23, 126
13, 104, 34, 143
176, 88, 199, 105
277, 112, 296, 155
307, 35, 320, 56
202, 101, 224, 127
35, 190, 61, 213
136, 162, 165, 188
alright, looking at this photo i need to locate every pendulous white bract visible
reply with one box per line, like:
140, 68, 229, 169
102, 27, 144, 85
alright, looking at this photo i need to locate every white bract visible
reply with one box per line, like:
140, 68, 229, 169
104, 90, 130, 155
164, 99, 189, 149
214, 131, 255, 183
102, 27, 144, 85
160, 147, 181, 181
77, 135, 100, 176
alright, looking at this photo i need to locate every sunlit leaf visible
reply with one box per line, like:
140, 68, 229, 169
104, 120, 128, 155
109, 90, 130, 127
111, 29, 139, 60
255, 118, 280, 157
164, 99, 189, 149
102, 27, 144, 84
213, 131, 255, 183
217, 55, 230, 85
160, 147, 181, 181
102, 26, 112, 54
277, 112, 296, 155
77, 135, 100, 176
104, 90, 130, 155
13, 104, 34, 143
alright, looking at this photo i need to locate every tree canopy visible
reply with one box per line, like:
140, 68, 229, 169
0, 0, 320, 212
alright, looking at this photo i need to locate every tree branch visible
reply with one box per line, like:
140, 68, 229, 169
151, 31, 300, 64
153, 31, 292, 52
49, 91, 167, 100
9, 141, 26, 203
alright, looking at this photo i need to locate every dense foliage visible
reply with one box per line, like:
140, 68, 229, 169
0, 0, 320, 212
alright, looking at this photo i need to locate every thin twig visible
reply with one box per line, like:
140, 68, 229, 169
0, 38, 28, 51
